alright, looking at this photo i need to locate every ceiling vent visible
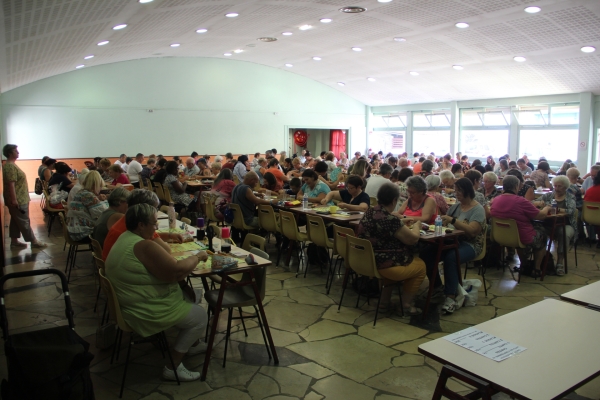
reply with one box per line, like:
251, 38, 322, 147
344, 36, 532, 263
339, 6, 367, 13
257, 37, 277, 42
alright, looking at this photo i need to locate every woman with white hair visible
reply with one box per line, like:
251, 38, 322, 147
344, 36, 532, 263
66, 171, 109, 241
67, 168, 90, 204
439, 170, 456, 194
337, 152, 349, 169
533, 175, 576, 276
479, 171, 499, 202
425, 175, 448, 215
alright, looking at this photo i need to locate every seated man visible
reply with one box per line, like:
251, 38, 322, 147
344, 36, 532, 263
231, 171, 278, 228
183, 157, 200, 178
365, 164, 392, 198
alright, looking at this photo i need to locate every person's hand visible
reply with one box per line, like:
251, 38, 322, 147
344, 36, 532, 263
320, 198, 328, 205
98, 194, 107, 201
166, 233, 184, 243
195, 251, 208, 262
338, 202, 347, 209
8, 199, 18, 208
542, 206, 552, 214
402, 217, 416, 226
441, 215, 453, 225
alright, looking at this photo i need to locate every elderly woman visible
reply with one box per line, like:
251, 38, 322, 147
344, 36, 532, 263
566, 167, 582, 209
98, 158, 112, 181
439, 170, 456, 194
533, 175, 576, 275
49, 161, 75, 193
297, 169, 331, 204
505, 169, 535, 200
107, 164, 130, 189
253, 157, 267, 185
396, 176, 437, 224
530, 161, 553, 189
209, 169, 236, 220
479, 171, 499, 202
210, 162, 222, 177
437, 154, 452, 172
164, 161, 201, 212
491, 175, 551, 278
357, 182, 425, 315
320, 175, 370, 212
287, 157, 305, 178
67, 168, 90, 204
66, 171, 109, 241
92, 187, 130, 248
2, 144, 47, 249
425, 175, 448, 215
419, 160, 434, 178
420, 178, 486, 314
324, 152, 337, 173
337, 152, 349, 169
233, 155, 250, 182
496, 159, 510, 178
105, 204, 208, 382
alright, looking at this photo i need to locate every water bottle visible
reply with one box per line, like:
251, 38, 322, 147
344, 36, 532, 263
302, 193, 309, 210
551, 199, 558, 215
441, 189, 446, 197
168, 202, 176, 230
434, 215, 443, 236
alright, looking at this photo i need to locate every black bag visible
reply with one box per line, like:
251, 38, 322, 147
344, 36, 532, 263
352, 275, 380, 298
520, 252, 555, 276
306, 243, 329, 266
34, 178, 43, 195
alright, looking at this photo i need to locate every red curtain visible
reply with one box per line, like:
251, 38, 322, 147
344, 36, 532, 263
330, 130, 346, 157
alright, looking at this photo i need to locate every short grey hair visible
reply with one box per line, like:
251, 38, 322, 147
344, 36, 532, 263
591, 165, 600, 172
552, 175, 570, 188
502, 175, 520, 193
377, 182, 400, 206
566, 167, 580, 180
424, 174, 441, 191
125, 203, 157, 231
405, 175, 427, 195
108, 187, 131, 207
483, 171, 498, 184
439, 170, 454, 182
127, 189, 159, 208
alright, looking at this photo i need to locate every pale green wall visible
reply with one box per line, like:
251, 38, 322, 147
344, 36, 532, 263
1, 57, 367, 159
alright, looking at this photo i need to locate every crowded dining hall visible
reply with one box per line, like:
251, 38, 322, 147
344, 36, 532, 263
2, 0, 600, 399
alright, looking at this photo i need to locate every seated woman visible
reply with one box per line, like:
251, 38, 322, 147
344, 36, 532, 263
210, 162, 222, 177
357, 182, 425, 315
66, 171, 109, 241
424, 175, 448, 215
464, 170, 490, 217
105, 203, 208, 382
253, 158, 267, 185
420, 178, 486, 314
396, 176, 437, 224
280, 177, 302, 197
207, 168, 236, 221
140, 158, 155, 183
152, 158, 168, 184
107, 165, 130, 189
297, 169, 331, 205
451, 163, 464, 179
39, 157, 56, 183
286, 157, 305, 178
262, 172, 283, 192
67, 168, 90, 204
48, 161, 75, 193
337, 152, 349, 169
320, 175, 370, 212
396, 167, 413, 204
529, 161, 553, 189
479, 171, 499, 202
533, 175, 576, 276
505, 169, 535, 201
163, 161, 201, 212
496, 159, 510, 178
233, 155, 250, 183
92, 187, 130, 248
491, 175, 551, 278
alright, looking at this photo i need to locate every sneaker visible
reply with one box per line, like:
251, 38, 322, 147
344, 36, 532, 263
10, 242, 27, 248
162, 363, 200, 382
555, 264, 565, 276
186, 342, 208, 356
31, 242, 48, 249
442, 297, 457, 314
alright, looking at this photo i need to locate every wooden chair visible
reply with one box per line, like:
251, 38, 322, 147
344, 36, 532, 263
327, 225, 355, 294
98, 269, 179, 397
58, 213, 91, 282
306, 214, 333, 278
89, 236, 104, 312
204, 195, 224, 227
279, 210, 309, 277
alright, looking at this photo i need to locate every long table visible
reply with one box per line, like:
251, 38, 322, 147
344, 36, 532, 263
560, 280, 600, 310
419, 299, 600, 399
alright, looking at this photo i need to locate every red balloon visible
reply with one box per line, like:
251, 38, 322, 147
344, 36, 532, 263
294, 130, 308, 147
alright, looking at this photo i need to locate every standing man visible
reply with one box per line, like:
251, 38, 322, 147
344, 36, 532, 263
128, 153, 144, 188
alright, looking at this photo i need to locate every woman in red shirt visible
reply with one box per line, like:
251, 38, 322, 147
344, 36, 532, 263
107, 165, 130, 189
395, 175, 438, 224
584, 173, 600, 203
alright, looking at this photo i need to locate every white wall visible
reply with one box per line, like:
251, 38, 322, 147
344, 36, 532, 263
0, 57, 366, 159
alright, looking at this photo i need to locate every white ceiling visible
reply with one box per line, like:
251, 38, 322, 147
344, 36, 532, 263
2, 0, 600, 106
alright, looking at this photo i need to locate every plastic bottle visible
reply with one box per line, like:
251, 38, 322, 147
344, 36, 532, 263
302, 193, 309, 210
168, 202, 176, 230
434, 215, 443, 236
441, 189, 446, 197
551, 199, 558, 215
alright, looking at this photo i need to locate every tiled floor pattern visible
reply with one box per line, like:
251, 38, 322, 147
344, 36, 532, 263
2, 196, 600, 399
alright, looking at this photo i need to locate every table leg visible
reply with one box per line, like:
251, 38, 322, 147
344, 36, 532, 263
423, 238, 444, 320
541, 218, 557, 281
562, 217, 568, 274
200, 277, 227, 381
248, 269, 279, 365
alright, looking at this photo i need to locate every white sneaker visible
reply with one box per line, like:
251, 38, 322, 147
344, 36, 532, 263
555, 264, 565, 276
162, 363, 200, 382
186, 342, 208, 356
442, 297, 457, 314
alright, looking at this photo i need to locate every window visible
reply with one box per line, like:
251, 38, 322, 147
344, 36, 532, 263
413, 131, 450, 156
373, 114, 407, 128
459, 108, 510, 158
413, 112, 451, 128
520, 129, 578, 161
369, 131, 405, 155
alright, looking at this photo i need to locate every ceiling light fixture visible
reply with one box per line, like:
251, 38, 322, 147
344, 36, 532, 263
581, 46, 596, 53
312, 56, 322, 61
282, 32, 293, 36
409, 71, 419, 76
524, 6, 541, 13
367, 77, 376, 82
351, 47, 362, 52
394, 37, 406, 42
113, 24, 127, 30
285, 63, 293, 67
513, 56, 526, 62
224, 53, 232, 56
75, 65, 85, 69
97, 40, 109, 46
233, 49, 243, 53
337, 82, 345, 86
258, 37, 277, 42
378, 0, 393, 2
320, 18, 332, 23
139, 0, 153, 3
225, 12, 239, 17
196, 28, 208, 33
84, 55, 94, 60
455, 22, 469, 28
340, 6, 367, 13
170, 43, 180, 47
299, 24, 312, 30
453, 65, 464, 70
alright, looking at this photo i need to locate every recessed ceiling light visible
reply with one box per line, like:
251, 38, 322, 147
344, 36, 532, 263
84, 55, 94, 60
581, 46, 596, 53
75, 65, 85, 69
170, 43, 180, 47
337, 82, 345, 86
285, 63, 293, 67
282, 32, 293, 36
97, 40, 109, 46
351, 47, 362, 52
524, 6, 541, 13
113, 24, 127, 30
409, 71, 419, 76
299, 25, 312, 30
196, 28, 208, 33
139, 0, 153, 3
233, 49, 243, 53
455, 22, 469, 28
378, 0, 393, 2
453, 65, 464, 70
394, 37, 406, 42
513, 56, 526, 62
339, 6, 367, 13
257, 37, 277, 42
367, 77, 376, 82
320, 18, 332, 23
225, 12, 238, 17
224, 53, 232, 56
312, 56, 322, 61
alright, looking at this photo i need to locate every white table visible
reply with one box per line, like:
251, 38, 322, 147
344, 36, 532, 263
419, 299, 600, 399
560, 280, 600, 310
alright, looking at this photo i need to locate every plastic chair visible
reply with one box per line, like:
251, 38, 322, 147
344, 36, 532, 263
42, 189, 64, 236
463, 225, 488, 297
233, 175, 240, 185
370, 197, 378, 207
89, 236, 104, 311
489, 217, 530, 282
58, 213, 91, 283
257, 204, 281, 246
229, 203, 259, 233
306, 214, 334, 278
98, 269, 179, 397
242, 233, 267, 252
279, 210, 309, 277
205, 196, 224, 227
327, 225, 355, 294
153, 182, 165, 203
582, 201, 600, 247
181, 217, 191, 225
162, 183, 174, 204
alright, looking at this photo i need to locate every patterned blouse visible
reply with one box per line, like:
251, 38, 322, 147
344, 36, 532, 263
357, 206, 414, 270
478, 187, 499, 203
429, 192, 449, 215
539, 191, 578, 239
518, 181, 536, 198
2, 162, 30, 206
66, 190, 108, 241
164, 174, 193, 206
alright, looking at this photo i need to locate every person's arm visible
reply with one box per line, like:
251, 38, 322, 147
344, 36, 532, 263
43, 168, 52, 182
321, 191, 342, 205
339, 201, 368, 212
441, 210, 482, 238
171, 179, 186, 194
318, 175, 339, 190
106, 213, 124, 231
309, 192, 326, 203
6, 181, 19, 207
535, 206, 552, 220
393, 199, 408, 216
134, 240, 207, 282
157, 232, 184, 248
524, 186, 535, 201
393, 218, 421, 245
245, 187, 276, 206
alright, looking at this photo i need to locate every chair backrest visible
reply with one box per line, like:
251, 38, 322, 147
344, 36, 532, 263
144, 178, 153, 191
204, 196, 221, 224
90, 236, 103, 259
370, 196, 378, 207
228, 203, 245, 230
98, 269, 133, 333
138, 178, 145, 190
93, 254, 105, 274
306, 214, 329, 248
582, 201, 600, 226
279, 210, 301, 240
257, 205, 279, 233
161, 183, 174, 204
233, 175, 240, 185
346, 235, 380, 278
181, 217, 191, 225
242, 233, 266, 251
43, 189, 62, 212
490, 217, 525, 249
153, 182, 165, 202
332, 224, 355, 258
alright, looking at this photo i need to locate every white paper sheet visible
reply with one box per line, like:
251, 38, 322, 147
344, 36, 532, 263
444, 327, 526, 362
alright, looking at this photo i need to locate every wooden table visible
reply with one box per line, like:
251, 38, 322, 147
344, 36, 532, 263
560, 280, 600, 310
186, 180, 213, 188
419, 299, 600, 399
273, 204, 364, 226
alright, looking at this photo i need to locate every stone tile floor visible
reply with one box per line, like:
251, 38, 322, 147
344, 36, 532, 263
2, 196, 600, 399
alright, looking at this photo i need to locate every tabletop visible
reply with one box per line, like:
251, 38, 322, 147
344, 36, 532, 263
560, 280, 600, 309
419, 299, 600, 399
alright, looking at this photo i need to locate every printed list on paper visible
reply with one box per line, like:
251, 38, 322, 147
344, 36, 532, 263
444, 327, 527, 362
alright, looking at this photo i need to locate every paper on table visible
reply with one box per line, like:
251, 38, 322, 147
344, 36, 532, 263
168, 241, 207, 252
443, 327, 526, 362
